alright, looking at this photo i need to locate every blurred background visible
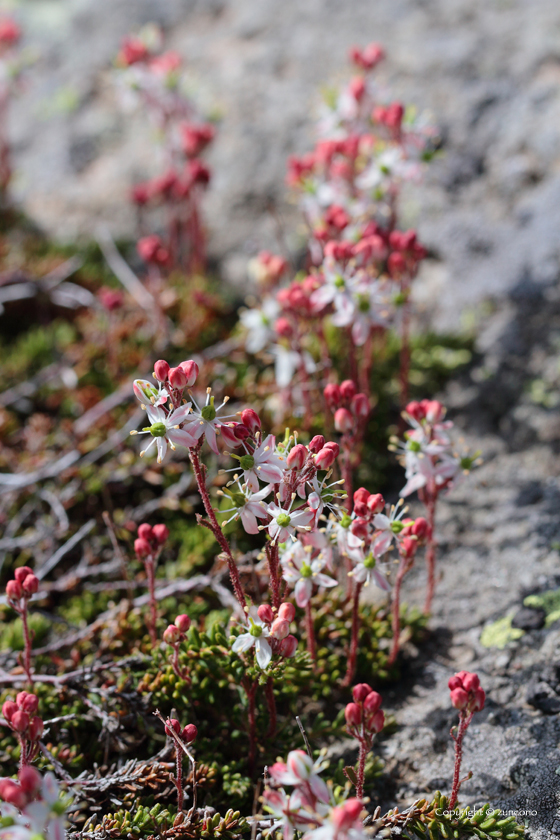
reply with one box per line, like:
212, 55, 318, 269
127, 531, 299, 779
3, 0, 560, 331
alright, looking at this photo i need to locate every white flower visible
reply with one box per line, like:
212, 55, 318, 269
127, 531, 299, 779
400, 452, 460, 497
281, 541, 338, 607
240, 296, 280, 354
311, 259, 356, 327
371, 499, 409, 558
183, 389, 236, 455
231, 434, 285, 492
232, 608, 272, 669
348, 545, 391, 591
132, 402, 196, 463
266, 501, 315, 545
220, 482, 272, 534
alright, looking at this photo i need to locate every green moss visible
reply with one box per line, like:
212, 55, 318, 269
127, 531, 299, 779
480, 614, 525, 649
524, 588, 560, 627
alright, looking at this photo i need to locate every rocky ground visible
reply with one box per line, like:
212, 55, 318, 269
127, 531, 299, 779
4, 0, 560, 836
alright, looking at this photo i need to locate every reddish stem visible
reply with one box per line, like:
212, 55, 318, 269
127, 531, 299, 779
175, 743, 184, 812
244, 680, 258, 774
266, 544, 281, 610
21, 607, 33, 684
388, 556, 413, 666
145, 557, 158, 647
304, 600, 316, 663
449, 712, 473, 809
356, 738, 368, 800
188, 444, 246, 611
424, 494, 437, 614
343, 581, 363, 687
265, 677, 277, 739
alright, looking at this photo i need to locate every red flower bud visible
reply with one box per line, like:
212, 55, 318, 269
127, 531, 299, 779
309, 435, 325, 454
324, 441, 340, 456
340, 380, 357, 401
28, 716, 43, 741
14, 567, 32, 585
134, 538, 151, 558
367, 493, 385, 514
2, 700, 17, 722
279, 635, 298, 658
405, 401, 425, 422
16, 693, 38, 714
182, 723, 197, 743
18, 765, 42, 796
423, 399, 445, 424
11, 711, 29, 733
400, 537, 417, 560
241, 409, 261, 434
353, 488, 370, 505
175, 614, 191, 633
334, 408, 354, 433
270, 617, 289, 640
137, 523, 153, 541
278, 602, 295, 623
287, 444, 307, 470
315, 447, 336, 470
6, 580, 22, 602
363, 690, 382, 714
324, 383, 341, 409
163, 625, 180, 644
412, 517, 429, 539
179, 360, 199, 387
0, 780, 27, 809
350, 519, 369, 541
369, 709, 385, 733
352, 683, 373, 703
450, 688, 469, 709
349, 76, 366, 102
22, 574, 38, 597
388, 252, 406, 277
473, 687, 486, 711
153, 360, 170, 382
166, 718, 181, 735
275, 317, 293, 338
345, 702, 362, 727
351, 393, 369, 418
257, 604, 274, 625
462, 672, 480, 692
168, 366, 187, 390
152, 524, 169, 545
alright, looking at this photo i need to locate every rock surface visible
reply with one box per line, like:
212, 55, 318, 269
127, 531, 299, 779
6, 0, 560, 328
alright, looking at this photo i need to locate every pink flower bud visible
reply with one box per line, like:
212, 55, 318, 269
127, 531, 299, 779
153, 360, 170, 382
28, 716, 43, 741
400, 537, 417, 560
349, 76, 366, 102
22, 574, 38, 597
353, 488, 370, 505
405, 401, 425, 422
333, 799, 364, 830
334, 408, 354, 433
18, 765, 42, 796
152, 524, 169, 545
315, 447, 336, 470
309, 435, 325, 454
137, 523, 153, 541
11, 711, 29, 733
369, 709, 385, 733
287, 444, 307, 470
462, 672, 480, 692
175, 614, 191, 633
352, 683, 373, 703
134, 538, 151, 559
279, 634, 298, 658
345, 702, 362, 727
0, 780, 27, 810
6, 580, 22, 601
179, 360, 199, 387
270, 618, 289, 640
423, 400, 445, 424
350, 519, 369, 541
412, 517, 429, 539
257, 604, 274, 625
275, 317, 293, 338
241, 409, 261, 433
351, 393, 369, 418
182, 723, 197, 743
324, 441, 340, 457
450, 688, 469, 709
324, 383, 341, 409
286, 750, 312, 780
363, 690, 382, 714
17, 693, 38, 714
367, 493, 385, 514
2, 700, 17, 722
278, 602, 295, 622
168, 367, 187, 390
163, 625, 180, 644
340, 380, 357, 401
166, 718, 181, 735
473, 687, 486, 711
14, 567, 33, 585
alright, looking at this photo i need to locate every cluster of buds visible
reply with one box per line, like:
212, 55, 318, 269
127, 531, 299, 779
165, 718, 197, 746
0, 765, 41, 810
325, 379, 370, 436
163, 614, 191, 682
2, 693, 43, 766
232, 603, 297, 670
344, 684, 384, 799
6, 567, 38, 682
98, 286, 124, 312
449, 671, 486, 715
161, 715, 197, 813
447, 672, 486, 809
248, 250, 288, 290
134, 522, 169, 645
137, 234, 170, 268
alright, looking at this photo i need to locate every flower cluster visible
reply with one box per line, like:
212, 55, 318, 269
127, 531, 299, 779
163, 614, 192, 682
447, 672, 486, 809
0, 766, 69, 840
134, 522, 170, 644
5, 569, 38, 682
344, 684, 384, 799
232, 603, 297, 670
2, 693, 43, 767
113, 25, 215, 272
263, 750, 367, 840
